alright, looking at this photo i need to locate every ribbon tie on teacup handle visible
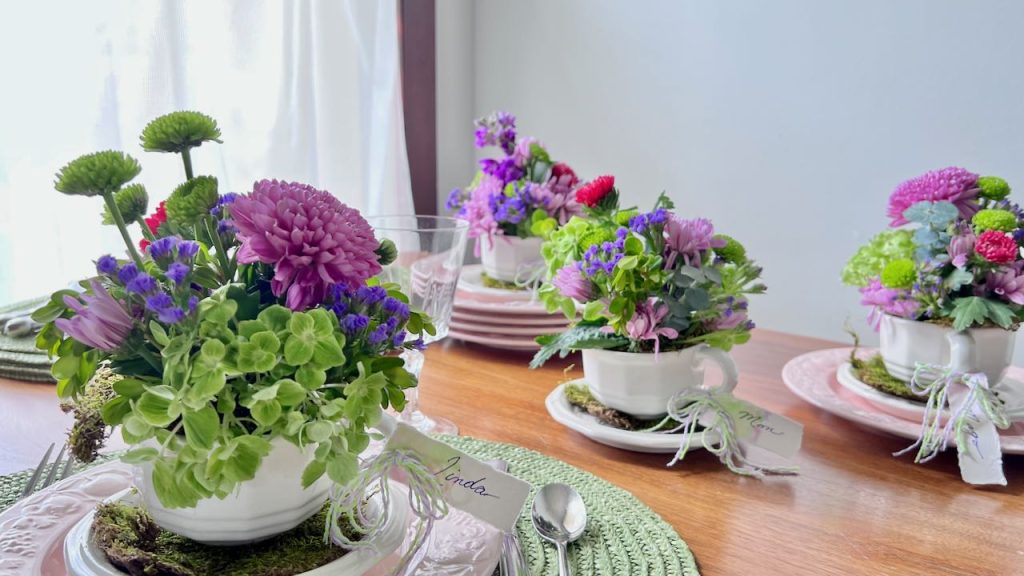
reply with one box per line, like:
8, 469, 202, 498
894, 363, 1009, 467
511, 260, 546, 296
326, 448, 449, 576
649, 388, 800, 478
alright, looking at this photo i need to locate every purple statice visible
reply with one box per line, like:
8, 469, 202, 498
446, 188, 465, 212
382, 297, 410, 320
993, 199, 1024, 220
126, 273, 158, 295
209, 193, 240, 217
715, 297, 750, 330
480, 157, 524, 185
986, 267, 1024, 305
95, 255, 118, 275
145, 292, 185, 324
552, 263, 595, 301
166, 262, 190, 285
474, 111, 517, 154
392, 331, 407, 347
55, 280, 133, 351
367, 324, 390, 347
341, 313, 370, 335
355, 286, 388, 306
580, 236, 625, 277
625, 298, 679, 355
117, 263, 139, 285
408, 337, 426, 350
629, 209, 669, 233
147, 236, 180, 260
188, 295, 199, 313
490, 183, 533, 225
177, 241, 199, 262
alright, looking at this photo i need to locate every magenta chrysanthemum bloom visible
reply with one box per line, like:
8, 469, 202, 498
55, 279, 133, 351
552, 264, 595, 301
986, 267, 1024, 305
626, 298, 679, 355
231, 179, 382, 310
663, 216, 726, 268
887, 167, 980, 226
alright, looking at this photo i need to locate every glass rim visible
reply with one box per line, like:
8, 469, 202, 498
366, 214, 469, 232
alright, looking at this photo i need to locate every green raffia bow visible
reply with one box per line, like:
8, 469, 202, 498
511, 260, 547, 294
650, 389, 798, 478
894, 363, 1010, 463
326, 449, 449, 575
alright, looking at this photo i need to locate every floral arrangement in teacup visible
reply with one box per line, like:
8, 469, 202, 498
843, 167, 1023, 486
34, 111, 433, 536
844, 167, 1023, 332
446, 111, 583, 285
528, 178, 800, 478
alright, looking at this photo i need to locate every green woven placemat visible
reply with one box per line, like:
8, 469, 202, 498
0, 296, 53, 383
0, 438, 699, 575
441, 435, 699, 576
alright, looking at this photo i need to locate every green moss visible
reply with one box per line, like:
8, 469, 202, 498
61, 366, 119, 463
972, 208, 1017, 233
849, 351, 923, 402
93, 501, 357, 576
565, 383, 684, 431
880, 258, 915, 289
480, 271, 532, 291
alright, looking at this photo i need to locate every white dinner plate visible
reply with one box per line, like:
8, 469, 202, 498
782, 348, 1024, 454
545, 380, 712, 454
449, 319, 562, 338
456, 264, 539, 302
452, 309, 570, 327
449, 329, 541, 351
453, 296, 551, 315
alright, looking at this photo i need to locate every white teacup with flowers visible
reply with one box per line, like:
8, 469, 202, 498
530, 176, 765, 419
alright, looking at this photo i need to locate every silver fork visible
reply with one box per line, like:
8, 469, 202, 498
489, 459, 532, 576
20, 442, 75, 498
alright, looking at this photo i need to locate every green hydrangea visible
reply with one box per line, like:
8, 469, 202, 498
880, 258, 916, 289
140, 111, 222, 153
977, 176, 1011, 201
578, 227, 615, 251
972, 208, 1017, 232
101, 184, 149, 225
614, 209, 639, 227
55, 151, 141, 197
713, 234, 747, 263
842, 229, 914, 287
166, 176, 219, 227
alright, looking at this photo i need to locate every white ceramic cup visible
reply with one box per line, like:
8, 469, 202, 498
581, 345, 739, 419
134, 437, 330, 545
878, 314, 1015, 384
479, 235, 544, 283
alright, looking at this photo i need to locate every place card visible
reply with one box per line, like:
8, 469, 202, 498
699, 394, 804, 459
948, 384, 1006, 486
384, 423, 531, 533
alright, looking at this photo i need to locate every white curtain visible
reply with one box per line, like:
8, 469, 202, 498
0, 0, 413, 303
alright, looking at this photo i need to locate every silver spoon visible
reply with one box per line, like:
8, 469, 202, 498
531, 483, 587, 576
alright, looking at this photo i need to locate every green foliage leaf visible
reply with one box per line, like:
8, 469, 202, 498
275, 378, 307, 407
250, 399, 282, 427
136, 388, 176, 427
530, 324, 629, 369
326, 451, 360, 485
183, 407, 220, 451
301, 459, 326, 488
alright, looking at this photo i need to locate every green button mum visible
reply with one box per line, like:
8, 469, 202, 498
140, 111, 222, 154
166, 176, 219, 227
54, 151, 141, 197
972, 208, 1017, 233
977, 176, 1011, 201
880, 258, 916, 289
101, 183, 149, 225
713, 234, 747, 263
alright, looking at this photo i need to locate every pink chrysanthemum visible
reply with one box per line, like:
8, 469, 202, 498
663, 216, 726, 268
625, 298, 679, 355
887, 167, 980, 226
462, 174, 502, 256
859, 278, 918, 329
231, 179, 381, 310
55, 279, 134, 351
552, 264, 595, 301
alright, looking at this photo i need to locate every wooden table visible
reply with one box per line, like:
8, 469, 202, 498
2, 329, 1022, 575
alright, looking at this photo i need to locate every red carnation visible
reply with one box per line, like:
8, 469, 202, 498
976, 230, 1018, 264
139, 201, 167, 251
575, 175, 615, 207
551, 162, 579, 187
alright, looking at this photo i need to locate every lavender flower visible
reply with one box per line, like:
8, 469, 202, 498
117, 263, 139, 284
341, 313, 370, 335
55, 280, 133, 351
147, 236, 180, 260
177, 241, 199, 261
356, 286, 388, 306
95, 255, 118, 275
392, 331, 407, 347
166, 262, 190, 285
368, 324, 390, 347
382, 297, 410, 319
126, 273, 158, 295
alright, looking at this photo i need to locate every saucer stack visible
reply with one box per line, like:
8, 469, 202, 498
450, 265, 571, 351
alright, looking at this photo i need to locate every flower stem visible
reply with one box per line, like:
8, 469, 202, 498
181, 148, 194, 181
137, 217, 156, 242
205, 216, 233, 280
102, 192, 145, 269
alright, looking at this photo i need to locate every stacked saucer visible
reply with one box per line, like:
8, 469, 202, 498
450, 265, 570, 351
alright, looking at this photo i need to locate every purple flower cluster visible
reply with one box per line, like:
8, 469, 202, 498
327, 284, 417, 352
581, 228, 628, 277
490, 183, 533, 225
480, 157, 525, 185
629, 209, 669, 233
94, 237, 200, 326
474, 111, 516, 155
211, 193, 239, 236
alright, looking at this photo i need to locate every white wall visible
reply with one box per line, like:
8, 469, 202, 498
437, 0, 1024, 359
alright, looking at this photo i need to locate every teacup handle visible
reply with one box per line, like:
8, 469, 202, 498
694, 344, 739, 394
947, 331, 977, 374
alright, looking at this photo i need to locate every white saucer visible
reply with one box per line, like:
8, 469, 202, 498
450, 319, 563, 337
452, 310, 569, 327
65, 484, 409, 576
449, 329, 541, 351
453, 297, 550, 315
835, 362, 941, 423
457, 264, 539, 302
545, 380, 712, 454
782, 348, 1024, 454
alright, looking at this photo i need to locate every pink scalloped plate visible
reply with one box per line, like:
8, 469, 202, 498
0, 461, 501, 575
781, 347, 1024, 454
